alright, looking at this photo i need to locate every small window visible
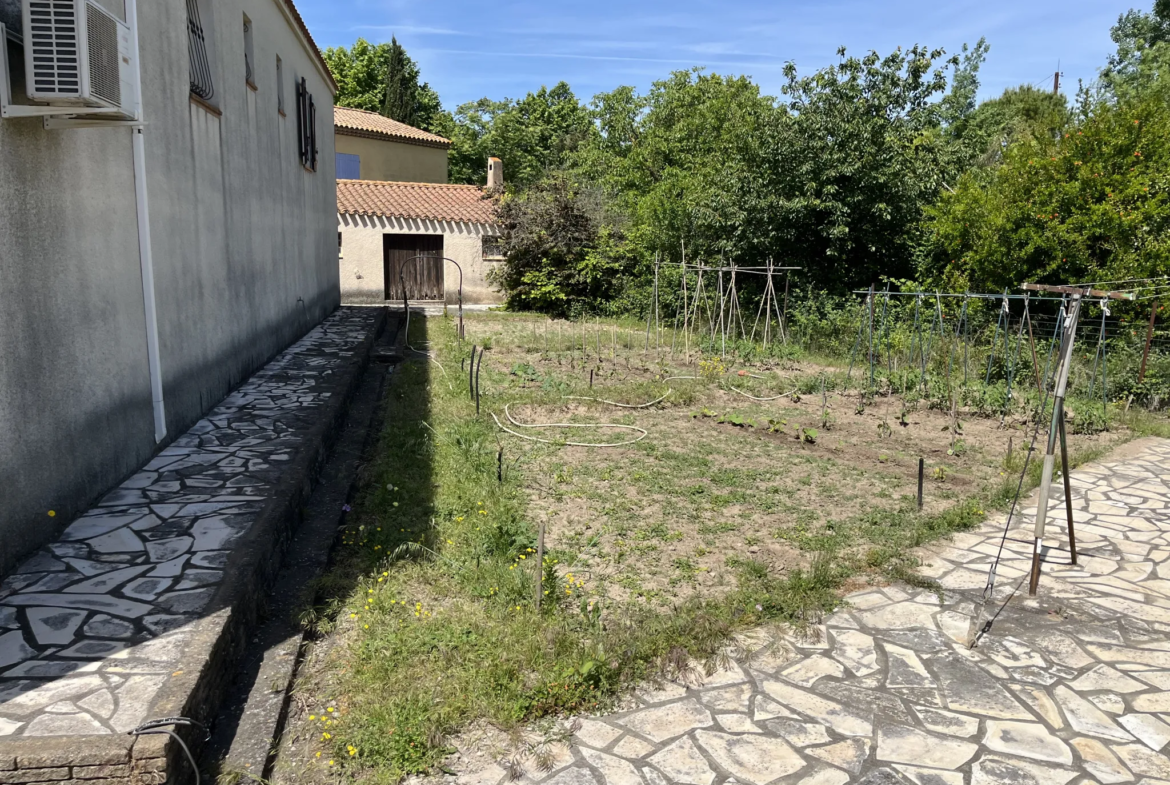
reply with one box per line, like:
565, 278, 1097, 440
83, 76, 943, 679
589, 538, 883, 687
243, 15, 255, 88
296, 77, 318, 171
186, 0, 215, 103
482, 236, 505, 261
276, 56, 284, 113
336, 153, 360, 180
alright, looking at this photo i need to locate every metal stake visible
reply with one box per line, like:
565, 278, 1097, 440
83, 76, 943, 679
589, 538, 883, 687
1029, 294, 1083, 596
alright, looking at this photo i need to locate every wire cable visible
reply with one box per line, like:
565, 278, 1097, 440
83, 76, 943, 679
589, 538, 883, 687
128, 717, 206, 785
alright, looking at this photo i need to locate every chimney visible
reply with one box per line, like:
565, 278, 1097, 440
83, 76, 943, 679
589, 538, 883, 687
487, 157, 504, 189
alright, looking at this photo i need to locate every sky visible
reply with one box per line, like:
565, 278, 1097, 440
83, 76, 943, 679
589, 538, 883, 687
296, 0, 1143, 109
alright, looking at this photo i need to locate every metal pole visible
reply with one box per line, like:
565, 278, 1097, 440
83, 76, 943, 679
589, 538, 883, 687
681, 244, 691, 363
845, 294, 868, 390
535, 522, 546, 609
1139, 304, 1156, 383
867, 283, 877, 392
986, 292, 1007, 385
880, 284, 893, 380
1058, 409, 1078, 565
475, 349, 483, 415
1026, 299, 1043, 396
917, 458, 924, 510
1029, 294, 1083, 596
782, 270, 790, 341
468, 345, 477, 399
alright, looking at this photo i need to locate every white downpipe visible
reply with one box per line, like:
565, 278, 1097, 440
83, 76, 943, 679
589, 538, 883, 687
126, 0, 166, 443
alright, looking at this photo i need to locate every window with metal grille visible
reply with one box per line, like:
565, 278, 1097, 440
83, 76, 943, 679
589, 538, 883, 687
296, 77, 318, 171
243, 15, 255, 88
186, 0, 214, 102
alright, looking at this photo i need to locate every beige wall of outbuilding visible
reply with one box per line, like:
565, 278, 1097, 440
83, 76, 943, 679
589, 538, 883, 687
339, 214, 502, 305
335, 134, 448, 183
0, 0, 339, 575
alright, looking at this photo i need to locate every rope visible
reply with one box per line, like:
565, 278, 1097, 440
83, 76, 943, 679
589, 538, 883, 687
128, 718, 206, 785
492, 404, 649, 448
565, 391, 672, 408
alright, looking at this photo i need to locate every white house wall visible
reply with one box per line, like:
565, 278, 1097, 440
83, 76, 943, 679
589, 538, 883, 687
0, 0, 339, 575
339, 213, 502, 305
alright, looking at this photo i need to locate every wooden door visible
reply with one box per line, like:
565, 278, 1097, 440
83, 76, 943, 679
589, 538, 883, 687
384, 234, 444, 301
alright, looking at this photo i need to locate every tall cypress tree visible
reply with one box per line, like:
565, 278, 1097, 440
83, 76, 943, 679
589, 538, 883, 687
383, 37, 417, 125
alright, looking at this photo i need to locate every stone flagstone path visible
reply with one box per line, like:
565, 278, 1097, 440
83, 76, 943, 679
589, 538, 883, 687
458, 438, 1170, 785
0, 308, 380, 739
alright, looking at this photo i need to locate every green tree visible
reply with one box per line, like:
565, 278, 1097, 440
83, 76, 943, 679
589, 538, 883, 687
577, 70, 775, 263
493, 175, 633, 315
445, 83, 595, 187
754, 46, 962, 289
1105, 0, 1170, 85
322, 37, 444, 133
920, 54, 1170, 291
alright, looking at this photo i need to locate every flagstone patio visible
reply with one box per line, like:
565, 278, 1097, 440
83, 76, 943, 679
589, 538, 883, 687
455, 437, 1170, 785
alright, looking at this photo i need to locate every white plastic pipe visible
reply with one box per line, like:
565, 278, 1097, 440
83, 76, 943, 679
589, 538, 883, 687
126, 0, 166, 442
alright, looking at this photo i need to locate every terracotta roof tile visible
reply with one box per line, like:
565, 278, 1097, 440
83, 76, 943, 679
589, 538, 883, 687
334, 106, 451, 148
337, 180, 496, 225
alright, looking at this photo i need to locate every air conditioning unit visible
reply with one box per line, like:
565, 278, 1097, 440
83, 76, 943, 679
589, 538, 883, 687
21, 0, 135, 117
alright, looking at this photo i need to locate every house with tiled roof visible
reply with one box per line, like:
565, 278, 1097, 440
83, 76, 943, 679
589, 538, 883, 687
334, 106, 451, 183
334, 102, 505, 305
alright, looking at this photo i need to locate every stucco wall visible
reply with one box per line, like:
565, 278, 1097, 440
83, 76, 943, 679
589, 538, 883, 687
338, 214, 502, 305
334, 133, 448, 183
0, 0, 339, 576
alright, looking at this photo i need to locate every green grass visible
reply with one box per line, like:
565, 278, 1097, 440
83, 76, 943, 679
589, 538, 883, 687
304, 316, 849, 781
301, 311, 1159, 781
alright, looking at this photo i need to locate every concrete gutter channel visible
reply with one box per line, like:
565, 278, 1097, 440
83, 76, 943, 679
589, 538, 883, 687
199, 313, 402, 782
0, 308, 397, 785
